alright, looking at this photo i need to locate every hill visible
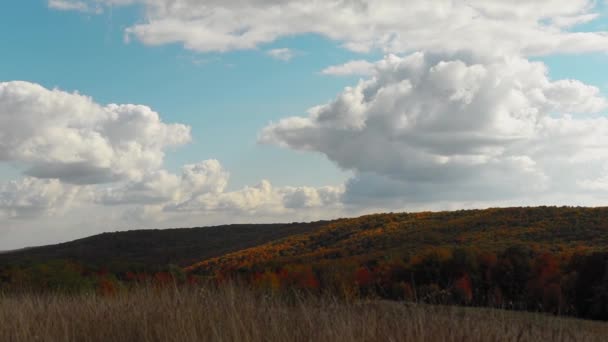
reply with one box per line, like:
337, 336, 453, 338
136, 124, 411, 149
187, 206, 608, 273
183, 207, 608, 320
0, 222, 328, 270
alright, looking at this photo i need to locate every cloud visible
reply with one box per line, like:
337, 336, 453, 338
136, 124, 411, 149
172, 180, 283, 213
97, 160, 229, 205
0, 178, 85, 219
50, 0, 608, 57
1, 158, 344, 224
0, 81, 191, 185
321, 60, 376, 77
48, 0, 135, 13
95, 158, 343, 218
48, 0, 92, 12
282, 185, 344, 209
261, 53, 608, 204
267, 48, 295, 62
165, 178, 344, 214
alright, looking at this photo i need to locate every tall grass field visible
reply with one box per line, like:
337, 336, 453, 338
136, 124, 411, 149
1, 285, 607, 342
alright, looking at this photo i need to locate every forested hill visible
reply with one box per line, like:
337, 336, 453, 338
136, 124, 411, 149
5, 206, 608, 273
0, 222, 329, 270
187, 206, 608, 273
5, 206, 608, 320
179, 207, 608, 320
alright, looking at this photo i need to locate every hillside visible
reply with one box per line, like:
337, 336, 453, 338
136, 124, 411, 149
187, 206, 608, 273
180, 207, 608, 320
4, 207, 608, 320
0, 222, 329, 270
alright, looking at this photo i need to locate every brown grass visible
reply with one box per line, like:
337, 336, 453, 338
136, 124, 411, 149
1, 286, 607, 342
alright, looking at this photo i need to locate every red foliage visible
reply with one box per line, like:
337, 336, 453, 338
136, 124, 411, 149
300, 270, 320, 289
454, 274, 473, 303
355, 267, 374, 287
125, 272, 136, 282
535, 253, 560, 284
153, 272, 173, 286
527, 253, 563, 312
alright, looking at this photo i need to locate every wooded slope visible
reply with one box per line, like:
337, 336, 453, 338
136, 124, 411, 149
187, 207, 608, 273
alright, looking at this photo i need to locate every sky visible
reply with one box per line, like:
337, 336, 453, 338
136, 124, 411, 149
2, 1, 608, 250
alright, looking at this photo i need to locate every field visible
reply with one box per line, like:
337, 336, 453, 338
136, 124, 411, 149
1, 285, 607, 342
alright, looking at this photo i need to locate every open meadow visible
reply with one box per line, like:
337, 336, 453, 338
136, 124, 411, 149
2, 285, 608, 342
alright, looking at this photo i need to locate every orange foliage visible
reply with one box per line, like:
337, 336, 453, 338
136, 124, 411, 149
97, 278, 116, 296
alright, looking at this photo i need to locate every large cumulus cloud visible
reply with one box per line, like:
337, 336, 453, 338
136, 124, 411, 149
0, 81, 191, 184
50, 0, 608, 57
260, 53, 608, 205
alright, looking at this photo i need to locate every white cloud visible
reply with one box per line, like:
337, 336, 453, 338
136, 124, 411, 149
50, 0, 608, 57
165, 178, 344, 214
95, 158, 344, 219
282, 185, 344, 209
0, 81, 191, 185
48, 0, 92, 12
321, 60, 376, 77
175, 180, 283, 213
0, 178, 85, 219
267, 48, 295, 62
97, 160, 229, 205
48, 0, 135, 12
0, 158, 344, 227
261, 53, 608, 204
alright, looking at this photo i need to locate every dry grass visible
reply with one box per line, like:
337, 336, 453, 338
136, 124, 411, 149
1, 286, 607, 342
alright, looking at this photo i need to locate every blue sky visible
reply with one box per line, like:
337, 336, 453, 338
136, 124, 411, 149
2, 0, 608, 249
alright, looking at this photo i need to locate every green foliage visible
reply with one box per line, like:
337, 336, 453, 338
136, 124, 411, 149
3, 260, 95, 294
